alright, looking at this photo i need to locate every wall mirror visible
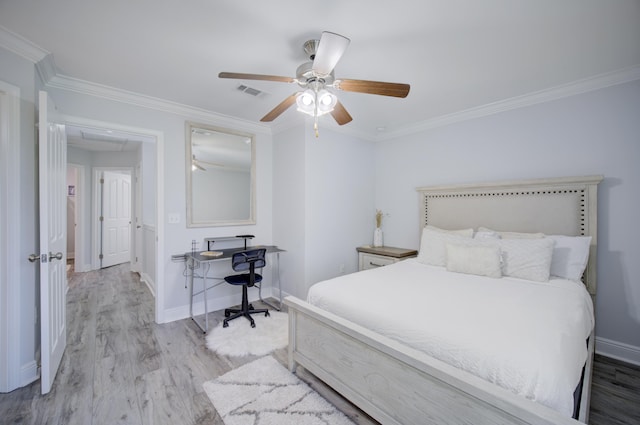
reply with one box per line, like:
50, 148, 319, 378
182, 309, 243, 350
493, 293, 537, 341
186, 122, 256, 227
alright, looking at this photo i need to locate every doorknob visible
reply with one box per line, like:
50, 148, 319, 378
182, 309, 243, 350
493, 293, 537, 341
48, 252, 63, 261
28, 253, 42, 263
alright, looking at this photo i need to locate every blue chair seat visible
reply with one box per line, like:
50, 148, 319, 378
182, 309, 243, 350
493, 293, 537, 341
225, 273, 262, 286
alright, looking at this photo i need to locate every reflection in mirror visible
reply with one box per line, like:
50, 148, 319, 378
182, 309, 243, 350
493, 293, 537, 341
186, 122, 255, 227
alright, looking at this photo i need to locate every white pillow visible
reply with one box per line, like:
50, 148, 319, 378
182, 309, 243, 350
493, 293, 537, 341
474, 230, 500, 240
478, 226, 545, 239
548, 235, 592, 281
446, 241, 502, 278
499, 238, 555, 282
425, 225, 474, 237
417, 226, 474, 266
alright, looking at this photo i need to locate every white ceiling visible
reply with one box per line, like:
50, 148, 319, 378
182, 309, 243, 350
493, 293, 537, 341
1, 0, 639, 140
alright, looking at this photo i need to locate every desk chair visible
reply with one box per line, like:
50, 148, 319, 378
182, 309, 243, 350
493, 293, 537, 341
223, 248, 270, 328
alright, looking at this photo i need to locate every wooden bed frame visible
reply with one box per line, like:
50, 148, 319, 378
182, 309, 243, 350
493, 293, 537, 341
286, 175, 603, 425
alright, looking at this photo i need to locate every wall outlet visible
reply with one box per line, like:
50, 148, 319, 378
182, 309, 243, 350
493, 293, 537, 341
168, 213, 180, 224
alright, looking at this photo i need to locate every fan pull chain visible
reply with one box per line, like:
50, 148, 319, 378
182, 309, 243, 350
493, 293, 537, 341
314, 92, 320, 137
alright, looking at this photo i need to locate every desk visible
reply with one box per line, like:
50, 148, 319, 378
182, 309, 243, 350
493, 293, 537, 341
186, 245, 284, 333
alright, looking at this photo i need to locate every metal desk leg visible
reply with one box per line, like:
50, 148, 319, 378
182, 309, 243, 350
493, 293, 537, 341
189, 257, 195, 320
191, 262, 211, 333
259, 252, 282, 311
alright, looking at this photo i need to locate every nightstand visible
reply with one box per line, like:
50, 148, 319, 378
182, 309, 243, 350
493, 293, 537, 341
356, 245, 418, 271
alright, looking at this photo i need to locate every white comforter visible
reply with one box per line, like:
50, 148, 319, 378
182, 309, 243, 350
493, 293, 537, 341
307, 259, 595, 417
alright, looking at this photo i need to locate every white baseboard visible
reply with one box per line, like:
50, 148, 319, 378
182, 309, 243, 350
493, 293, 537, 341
140, 272, 156, 297
20, 360, 39, 387
595, 336, 640, 366
161, 287, 274, 325
78, 263, 92, 273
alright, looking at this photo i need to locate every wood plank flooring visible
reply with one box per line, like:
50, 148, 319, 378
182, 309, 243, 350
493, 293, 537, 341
0, 263, 638, 424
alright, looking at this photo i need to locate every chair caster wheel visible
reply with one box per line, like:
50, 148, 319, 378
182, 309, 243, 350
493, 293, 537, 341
265, 311, 270, 317
224, 312, 230, 318
251, 322, 256, 328
223, 321, 228, 328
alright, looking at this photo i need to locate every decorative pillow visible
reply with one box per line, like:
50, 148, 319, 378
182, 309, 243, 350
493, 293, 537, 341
445, 241, 502, 278
499, 238, 555, 282
478, 226, 545, 239
548, 235, 592, 281
417, 226, 474, 266
425, 225, 474, 237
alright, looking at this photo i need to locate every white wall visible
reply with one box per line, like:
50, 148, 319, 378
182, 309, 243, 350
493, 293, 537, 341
273, 125, 306, 298
374, 79, 640, 363
272, 123, 375, 298
304, 126, 375, 287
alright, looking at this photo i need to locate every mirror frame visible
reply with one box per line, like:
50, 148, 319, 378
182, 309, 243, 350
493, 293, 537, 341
185, 121, 256, 227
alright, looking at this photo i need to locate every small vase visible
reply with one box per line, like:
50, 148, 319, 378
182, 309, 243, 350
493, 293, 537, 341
373, 227, 383, 247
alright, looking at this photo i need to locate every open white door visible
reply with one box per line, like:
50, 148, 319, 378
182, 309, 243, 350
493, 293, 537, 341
101, 170, 131, 268
38, 90, 67, 394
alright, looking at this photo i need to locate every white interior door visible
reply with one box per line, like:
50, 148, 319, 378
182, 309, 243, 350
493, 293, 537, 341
101, 170, 131, 268
38, 90, 67, 394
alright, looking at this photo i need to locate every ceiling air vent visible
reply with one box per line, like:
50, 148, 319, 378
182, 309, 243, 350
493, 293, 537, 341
237, 85, 263, 97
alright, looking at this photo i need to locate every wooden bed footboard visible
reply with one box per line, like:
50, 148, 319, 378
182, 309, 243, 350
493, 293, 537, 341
286, 296, 594, 425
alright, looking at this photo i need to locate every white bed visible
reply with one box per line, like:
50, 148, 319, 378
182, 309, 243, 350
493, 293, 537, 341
285, 175, 602, 425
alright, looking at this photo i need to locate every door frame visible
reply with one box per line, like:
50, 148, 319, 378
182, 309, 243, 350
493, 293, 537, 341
92, 167, 133, 270
61, 115, 165, 323
132, 163, 143, 274
66, 163, 85, 273
0, 80, 23, 392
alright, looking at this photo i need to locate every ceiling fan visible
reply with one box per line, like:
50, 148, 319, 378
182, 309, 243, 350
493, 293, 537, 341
219, 31, 410, 136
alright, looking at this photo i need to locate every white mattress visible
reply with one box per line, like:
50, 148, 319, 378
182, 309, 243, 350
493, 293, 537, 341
307, 259, 595, 417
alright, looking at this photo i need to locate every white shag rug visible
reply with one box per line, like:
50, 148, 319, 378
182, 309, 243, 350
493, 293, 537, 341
203, 356, 355, 425
206, 311, 288, 357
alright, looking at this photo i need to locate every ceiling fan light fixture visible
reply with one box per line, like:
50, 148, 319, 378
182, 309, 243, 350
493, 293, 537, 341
296, 88, 336, 118
317, 89, 337, 113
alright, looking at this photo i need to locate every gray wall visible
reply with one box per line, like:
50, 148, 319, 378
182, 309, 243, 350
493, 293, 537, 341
374, 79, 640, 363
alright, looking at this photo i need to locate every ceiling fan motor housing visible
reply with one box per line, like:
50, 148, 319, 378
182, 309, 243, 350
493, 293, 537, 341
296, 61, 335, 87
303, 39, 320, 60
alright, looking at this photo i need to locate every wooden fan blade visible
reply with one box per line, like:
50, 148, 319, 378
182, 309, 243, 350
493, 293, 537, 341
219, 72, 295, 83
260, 93, 300, 122
331, 101, 353, 126
312, 32, 350, 77
334, 79, 410, 98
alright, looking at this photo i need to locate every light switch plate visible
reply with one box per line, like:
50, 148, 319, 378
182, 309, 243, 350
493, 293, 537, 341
168, 213, 180, 224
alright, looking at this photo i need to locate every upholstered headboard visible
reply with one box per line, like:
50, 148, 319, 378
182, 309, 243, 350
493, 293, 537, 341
416, 175, 603, 296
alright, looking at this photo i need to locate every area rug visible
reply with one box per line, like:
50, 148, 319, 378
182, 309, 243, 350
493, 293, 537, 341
206, 311, 288, 357
203, 355, 355, 425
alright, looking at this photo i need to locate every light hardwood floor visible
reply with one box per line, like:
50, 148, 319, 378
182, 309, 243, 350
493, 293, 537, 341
0, 264, 638, 424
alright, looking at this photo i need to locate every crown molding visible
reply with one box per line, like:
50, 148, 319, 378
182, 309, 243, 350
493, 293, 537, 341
4, 21, 637, 142
0, 25, 49, 63
47, 74, 272, 135
35, 54, 57, 86
379, 64, 640, 142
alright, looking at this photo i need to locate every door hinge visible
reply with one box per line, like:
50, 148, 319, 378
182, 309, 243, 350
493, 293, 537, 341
99, 216, 104, 222
99, 254, 103, 260
100, 178, 104, 184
